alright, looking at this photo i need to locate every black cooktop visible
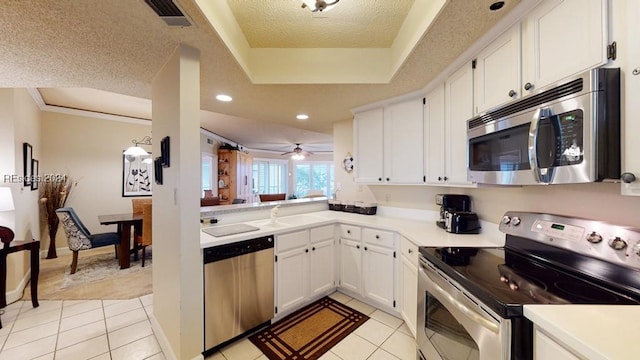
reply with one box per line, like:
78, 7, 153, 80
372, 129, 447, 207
420, 236, 640, 318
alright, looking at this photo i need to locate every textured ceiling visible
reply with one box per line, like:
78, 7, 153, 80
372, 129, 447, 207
226, 0, 415, 48
0, 0, 521, 151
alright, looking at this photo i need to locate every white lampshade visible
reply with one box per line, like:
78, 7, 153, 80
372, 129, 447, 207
124, 146, 149, 157
0, 188, 15, 212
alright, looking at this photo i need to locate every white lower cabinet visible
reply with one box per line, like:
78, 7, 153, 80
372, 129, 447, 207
534, 327, 583, 360
339, 225, 398, 311
276, 223, 401, 317
275, 225, 335, 316
400, 237, 418, 337
339, 238, 362, 294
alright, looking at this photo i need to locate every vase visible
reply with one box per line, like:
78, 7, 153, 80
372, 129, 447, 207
46, 220, 59, 259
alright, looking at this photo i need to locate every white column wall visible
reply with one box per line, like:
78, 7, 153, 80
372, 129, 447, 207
151, 44, 203, 360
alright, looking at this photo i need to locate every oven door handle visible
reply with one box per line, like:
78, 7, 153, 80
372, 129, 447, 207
420, 261, 500, 334
528, 108, 550, 183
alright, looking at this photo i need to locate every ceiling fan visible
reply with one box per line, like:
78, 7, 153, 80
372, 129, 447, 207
301, 0, 340, 12
282, 144, 314, 160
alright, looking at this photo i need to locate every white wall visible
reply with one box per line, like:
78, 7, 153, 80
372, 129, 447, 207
0, 89, 41, 296
40, 111, 152, 250
151, 44, 203, 360
333, 119, 375, 202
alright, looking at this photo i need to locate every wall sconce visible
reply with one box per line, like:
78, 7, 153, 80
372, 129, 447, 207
124, 136, 152, 157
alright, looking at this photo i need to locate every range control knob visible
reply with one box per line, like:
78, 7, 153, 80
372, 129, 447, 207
586, 232, 603, 243
511, 217, 522, 226
509, 282, 519, 291
609, 237, 628, 251
502, 216, 511, 225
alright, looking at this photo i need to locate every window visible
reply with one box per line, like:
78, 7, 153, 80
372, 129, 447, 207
293, 161, 334, 197
201, 153, 216, 197
253, 159, 288, 195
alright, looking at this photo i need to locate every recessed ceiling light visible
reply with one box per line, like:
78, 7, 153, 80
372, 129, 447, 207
296, 114, 309, 120
216, 94, 232, 102
489, 1, 505, 11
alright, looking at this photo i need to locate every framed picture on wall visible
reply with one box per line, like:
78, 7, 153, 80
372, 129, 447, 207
122, 152, 153, 197
23, 143, 32, 187
30, 159, 39, 191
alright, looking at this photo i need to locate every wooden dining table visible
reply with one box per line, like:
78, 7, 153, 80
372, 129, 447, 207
98, 213, 143, 269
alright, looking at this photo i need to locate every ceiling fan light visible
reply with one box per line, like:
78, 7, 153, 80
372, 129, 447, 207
292, 154, 305, 160
302, 0, 339, 12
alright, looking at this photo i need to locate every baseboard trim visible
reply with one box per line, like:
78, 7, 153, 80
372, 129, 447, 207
6, 269, 30, 305
150, 314, 204, 360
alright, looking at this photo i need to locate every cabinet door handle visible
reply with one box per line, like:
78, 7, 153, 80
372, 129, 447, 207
312, 247, 316, 251
444, 176, 448, 181
438, 176, 442, 181
356, 245, 360, 249
508, 89, 516, 98
375, 235, 380, 239
378, 177, 382, 181
364, 246, 368, 251
524, 82, 533, 91
305, 249, 309, 253
347, 230, 351, 234
408, 249, 413, 254
386, 177, 390, 181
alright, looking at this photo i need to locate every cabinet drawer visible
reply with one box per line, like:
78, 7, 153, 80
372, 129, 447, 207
340, 225, 361, 240
362, 228, 395, 248
310, 225, 335, 243
276, 230, 309, 253
401, 237, 419, 265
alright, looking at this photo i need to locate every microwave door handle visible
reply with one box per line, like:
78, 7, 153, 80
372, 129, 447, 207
528, 108, 550, 182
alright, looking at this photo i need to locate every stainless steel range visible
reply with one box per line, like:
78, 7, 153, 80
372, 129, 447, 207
417, 211, 640, 360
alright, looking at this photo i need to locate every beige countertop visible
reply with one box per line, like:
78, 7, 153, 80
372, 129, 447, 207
524, 305, 640, 360
200, 209, 504, 249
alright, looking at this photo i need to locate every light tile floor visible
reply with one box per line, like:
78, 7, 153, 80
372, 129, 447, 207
0, 291, 416, 360
208, 291, 417, 360
0, 293, 163, 360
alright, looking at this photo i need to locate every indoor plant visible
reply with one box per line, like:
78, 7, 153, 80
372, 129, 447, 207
40, 175, 75, 259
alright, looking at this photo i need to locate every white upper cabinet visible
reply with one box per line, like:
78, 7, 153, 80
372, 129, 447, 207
354, 108, 384, 183
424, 84, 446, 184
522, 0, 608, 94
474, 24, 522, 114
444, 62, 475, 186
354, 98, 424, 184
383, 99, 424, 184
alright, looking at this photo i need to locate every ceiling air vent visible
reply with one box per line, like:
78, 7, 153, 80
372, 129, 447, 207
144, 0, 192, 27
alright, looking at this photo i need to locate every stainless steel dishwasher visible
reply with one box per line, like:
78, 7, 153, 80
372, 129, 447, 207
203, 235, 274, 355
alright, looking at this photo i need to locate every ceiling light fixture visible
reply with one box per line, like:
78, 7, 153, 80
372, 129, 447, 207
291, 154, 305, 160
296, 114, 309, 120
301, 0, 339, 12
216, 94, 233, 102
124, 135, 152, 157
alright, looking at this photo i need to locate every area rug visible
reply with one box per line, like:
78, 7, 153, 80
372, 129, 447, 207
61, 251, 152, 289
249, 297, 369, 360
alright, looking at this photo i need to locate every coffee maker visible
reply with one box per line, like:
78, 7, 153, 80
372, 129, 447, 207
435, 194, 471, 229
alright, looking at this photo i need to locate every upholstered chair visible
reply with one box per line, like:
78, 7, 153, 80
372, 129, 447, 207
55, 207, 120, 274
140, 202, 152, 267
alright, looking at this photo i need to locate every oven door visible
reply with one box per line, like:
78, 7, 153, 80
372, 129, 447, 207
417, 256, 510, 360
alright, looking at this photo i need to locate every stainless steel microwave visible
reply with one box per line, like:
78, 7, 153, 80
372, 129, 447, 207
467, 68, 620, 185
